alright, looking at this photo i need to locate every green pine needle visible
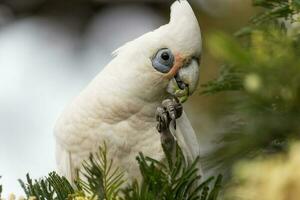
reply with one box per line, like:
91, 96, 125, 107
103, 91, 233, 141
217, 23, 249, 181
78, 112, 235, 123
17, 143, 221, 200
122, 144, 221, 200
78, 142, 125, 200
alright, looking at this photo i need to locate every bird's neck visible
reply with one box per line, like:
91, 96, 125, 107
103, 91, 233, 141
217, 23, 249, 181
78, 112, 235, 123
78, 74, 167, 125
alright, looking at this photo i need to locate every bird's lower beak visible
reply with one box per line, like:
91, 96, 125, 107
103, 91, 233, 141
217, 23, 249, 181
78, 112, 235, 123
167, 58, 200, 103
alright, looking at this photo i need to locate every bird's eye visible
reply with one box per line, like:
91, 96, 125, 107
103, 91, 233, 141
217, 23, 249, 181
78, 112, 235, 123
152, 48, 174, 73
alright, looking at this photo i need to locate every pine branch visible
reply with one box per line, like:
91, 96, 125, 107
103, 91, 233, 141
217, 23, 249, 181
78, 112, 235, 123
78, 142, 125, 200
18, 142, 221, 200
201, 64, 244, 94
19, 172, 75, 200
122, 144, 222, 200
251, 1, 291, 25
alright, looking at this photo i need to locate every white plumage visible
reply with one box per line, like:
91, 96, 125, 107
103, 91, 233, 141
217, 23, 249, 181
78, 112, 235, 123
54, 0, 202, 182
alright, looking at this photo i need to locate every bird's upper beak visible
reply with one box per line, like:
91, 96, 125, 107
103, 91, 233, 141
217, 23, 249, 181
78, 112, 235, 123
166, 55, 200, 103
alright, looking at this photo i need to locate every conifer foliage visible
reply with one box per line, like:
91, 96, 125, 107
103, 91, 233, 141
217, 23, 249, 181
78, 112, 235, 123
203, 0, 300, 171
17, 143, 221, 200
0, 176, 3, 199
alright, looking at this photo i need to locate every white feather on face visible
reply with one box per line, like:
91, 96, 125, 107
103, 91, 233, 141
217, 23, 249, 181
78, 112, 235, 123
54, 0, 202, 183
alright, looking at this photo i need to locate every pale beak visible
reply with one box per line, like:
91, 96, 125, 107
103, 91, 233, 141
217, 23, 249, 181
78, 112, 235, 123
166, 57, 200, 103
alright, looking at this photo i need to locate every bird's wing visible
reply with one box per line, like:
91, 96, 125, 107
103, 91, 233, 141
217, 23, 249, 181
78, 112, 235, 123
55, 142, 75, 182
54, 105, 95, 182
171, 110, 202, 173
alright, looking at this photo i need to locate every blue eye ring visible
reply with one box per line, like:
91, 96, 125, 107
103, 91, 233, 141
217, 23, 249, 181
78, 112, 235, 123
151, 48, 174, 73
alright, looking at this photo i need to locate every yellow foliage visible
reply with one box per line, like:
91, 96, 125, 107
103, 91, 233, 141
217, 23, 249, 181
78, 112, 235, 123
228, 143, 300, 200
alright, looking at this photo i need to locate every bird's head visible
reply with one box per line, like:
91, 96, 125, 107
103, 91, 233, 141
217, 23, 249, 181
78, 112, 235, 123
161, 0, 202, 103
112, 0, 201, 103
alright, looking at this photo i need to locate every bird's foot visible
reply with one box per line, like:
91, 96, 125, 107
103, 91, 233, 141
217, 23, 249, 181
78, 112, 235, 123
155, 97, 183, 164
155, 97, 183, 132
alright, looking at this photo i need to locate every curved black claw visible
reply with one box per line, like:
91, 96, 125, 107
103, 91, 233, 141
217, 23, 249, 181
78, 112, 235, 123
155, 106, 169, 133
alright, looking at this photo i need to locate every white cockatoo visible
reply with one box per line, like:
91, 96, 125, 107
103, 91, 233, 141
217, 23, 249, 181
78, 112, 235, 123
55, 0, 202, 183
